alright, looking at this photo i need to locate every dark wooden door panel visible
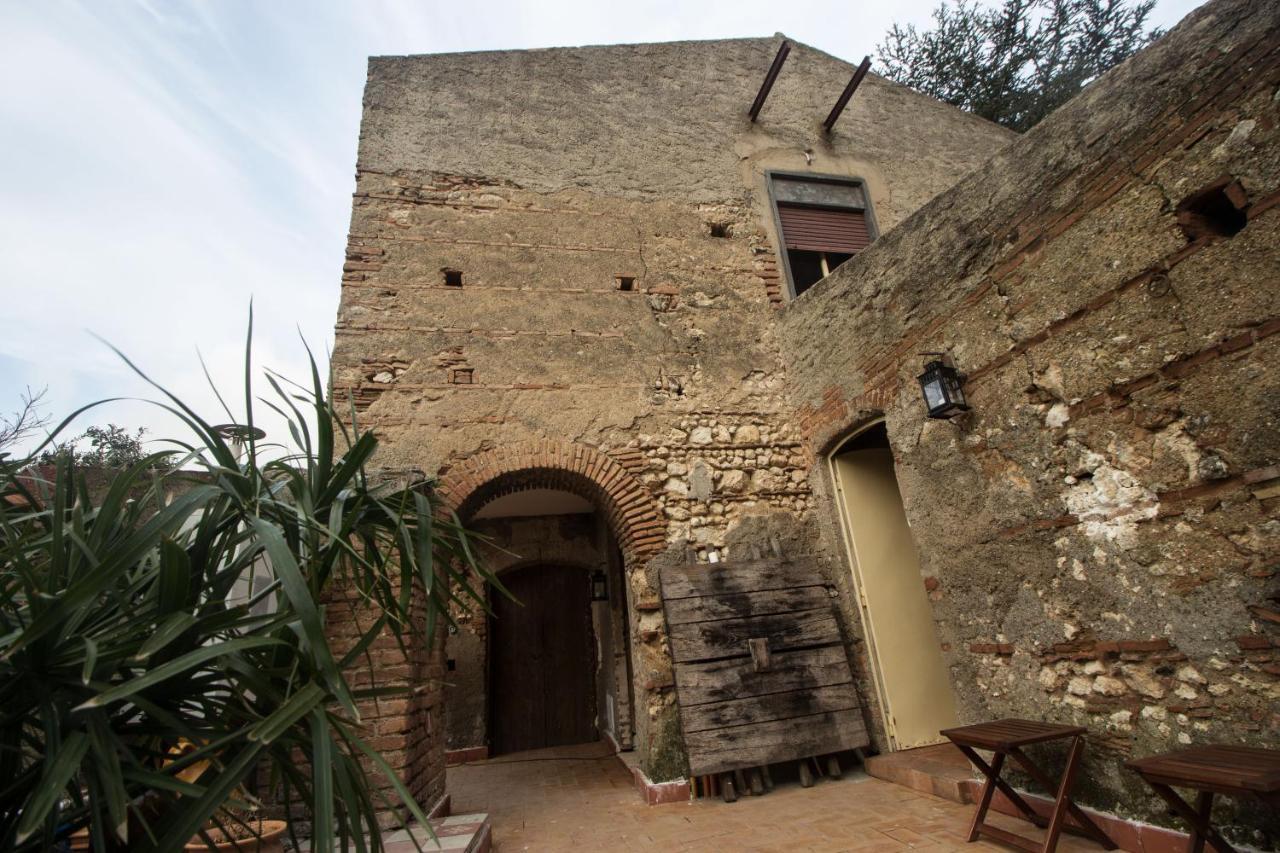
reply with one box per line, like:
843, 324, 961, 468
542, 566, 596, 748
491, 571, 544, 755
490, 565, 596, 755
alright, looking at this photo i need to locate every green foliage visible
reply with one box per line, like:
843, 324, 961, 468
37, 424, 152, 469
0, 317, 495, 851
877, 0, 1162, 131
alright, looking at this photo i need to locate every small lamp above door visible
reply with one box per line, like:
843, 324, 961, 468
590, 569, 609, 602
917, 357, 969, 419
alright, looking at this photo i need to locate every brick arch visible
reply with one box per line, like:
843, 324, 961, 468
434, 441, 666, 564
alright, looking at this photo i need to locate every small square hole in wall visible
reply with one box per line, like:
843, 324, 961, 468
450, 368, 474, 385
446, 659, 457, 672
1176, 178, 1248, 241
443, 268, 463, 287
616, 275, 636, 291
709, 222, 731, 238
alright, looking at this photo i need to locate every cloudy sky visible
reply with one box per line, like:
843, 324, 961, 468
0, 0, 1204, 457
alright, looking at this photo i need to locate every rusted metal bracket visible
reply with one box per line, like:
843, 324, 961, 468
823, 55, 872, 133
749, 41, 791, 122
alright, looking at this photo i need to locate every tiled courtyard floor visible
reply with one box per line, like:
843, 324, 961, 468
447, 742, 1109, 852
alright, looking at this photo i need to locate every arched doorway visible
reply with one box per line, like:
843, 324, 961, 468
829, 421, 958, 750
436, 442, 664, 761
489, 562, 597, 754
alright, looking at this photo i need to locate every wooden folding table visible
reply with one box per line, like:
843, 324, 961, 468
942, 718, 1116, 853
1126, 745, 1280, 853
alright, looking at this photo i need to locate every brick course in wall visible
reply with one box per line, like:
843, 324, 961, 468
435, 441, 666, 562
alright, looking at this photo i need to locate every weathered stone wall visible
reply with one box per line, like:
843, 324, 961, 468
778, 0, 1280, 842
332, 35, 1012, 784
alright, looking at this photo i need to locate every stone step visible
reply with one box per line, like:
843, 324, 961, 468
425, 813, 492, 852
863, 744, 975, 804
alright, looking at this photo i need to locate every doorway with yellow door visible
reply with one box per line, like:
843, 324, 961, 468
830, 421, 958, 750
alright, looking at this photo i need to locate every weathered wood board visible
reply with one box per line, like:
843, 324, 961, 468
661, 556, 870, 779
675, 645, 852, 705
683, 710, 868, 771
681, 682, 861, 732
661, 558, 825, 599
666, 609, 841, 663
664, 585, 831, 625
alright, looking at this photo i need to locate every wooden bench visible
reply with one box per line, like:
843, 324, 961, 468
1126, 745, 1280, 853
941, 719, 1116, 853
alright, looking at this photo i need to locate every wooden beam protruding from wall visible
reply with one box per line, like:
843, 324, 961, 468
749, 41, 792, 122
823, 55, 872, 133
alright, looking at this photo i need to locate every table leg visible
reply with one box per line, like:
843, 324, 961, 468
1189, 790, 1212, 853
1041, 736, 1084, 853
1147, 782, 1237, 853
957, 744, 1047, 828
967, 750, 1005, 842
1009, 744, 1116, 849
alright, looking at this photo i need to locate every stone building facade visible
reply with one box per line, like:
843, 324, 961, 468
330, 0, 1279, 843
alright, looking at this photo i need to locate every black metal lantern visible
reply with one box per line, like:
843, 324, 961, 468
590, 569, 609, 602
917, 358, 969, 419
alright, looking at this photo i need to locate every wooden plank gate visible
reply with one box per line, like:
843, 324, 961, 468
660, 546, 870, 801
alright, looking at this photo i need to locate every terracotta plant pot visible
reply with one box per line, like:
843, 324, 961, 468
184, 819, 288, 853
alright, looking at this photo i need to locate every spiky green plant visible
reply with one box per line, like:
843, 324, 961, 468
0, 318, 494, 852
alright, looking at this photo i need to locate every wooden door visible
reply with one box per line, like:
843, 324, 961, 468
490, 564, 597, 755
832, 446, 958, 750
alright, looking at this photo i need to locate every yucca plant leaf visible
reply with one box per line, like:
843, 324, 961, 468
85, 713, 129, 843
132, 611, 198, 662
15, 729, 89, 842
247, 681, 326, 743
75, 636, 279, 710
311, 710, 335, 853
80, 636, 99, 685
248, 517, 355, 714
155, 538, 192, 615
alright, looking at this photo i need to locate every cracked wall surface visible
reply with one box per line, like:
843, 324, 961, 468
778, 0, 1280, 844
331, 34, 1012, 794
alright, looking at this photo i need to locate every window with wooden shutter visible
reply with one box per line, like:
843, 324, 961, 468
777, 205, 872, 255
768, 174, 877, 298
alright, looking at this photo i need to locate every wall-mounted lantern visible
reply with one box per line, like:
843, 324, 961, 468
917, 356, 969, 420
590, 569, 609, 602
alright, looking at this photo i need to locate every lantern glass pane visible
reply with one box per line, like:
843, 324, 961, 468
923, 380, 947, 410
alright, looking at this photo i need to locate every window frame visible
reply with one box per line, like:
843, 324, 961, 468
765, 170, 881, 301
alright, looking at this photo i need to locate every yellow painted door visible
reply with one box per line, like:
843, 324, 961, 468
833, 447, 958, 750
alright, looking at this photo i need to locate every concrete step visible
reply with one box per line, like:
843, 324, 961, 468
863, 744, 975, 804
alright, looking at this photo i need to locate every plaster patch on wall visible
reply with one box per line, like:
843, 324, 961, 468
1061, 451, 1158, 547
